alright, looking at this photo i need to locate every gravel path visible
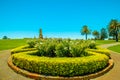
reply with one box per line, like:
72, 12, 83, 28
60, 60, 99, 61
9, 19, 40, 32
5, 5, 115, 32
0, 42, 120, 80
0, 50, 33, 80
95, 42, 120, 80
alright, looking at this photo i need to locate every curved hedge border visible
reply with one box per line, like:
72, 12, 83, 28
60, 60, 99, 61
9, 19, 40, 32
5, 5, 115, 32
11, 50, 109, 77
87, 48, 110, 58
8, 56, 114, 80
11, 45, 36, 54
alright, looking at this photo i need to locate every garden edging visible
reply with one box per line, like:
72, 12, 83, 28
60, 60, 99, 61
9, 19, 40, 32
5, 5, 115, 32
7, 56, 114, 80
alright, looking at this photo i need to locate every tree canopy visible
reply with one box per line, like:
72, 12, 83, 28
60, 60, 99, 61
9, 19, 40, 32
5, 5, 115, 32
100, 28, 108, 40
2, 36, 8, 39
81, 25, 91, 40
92, 30, 99, 40
108, 19, 120, 42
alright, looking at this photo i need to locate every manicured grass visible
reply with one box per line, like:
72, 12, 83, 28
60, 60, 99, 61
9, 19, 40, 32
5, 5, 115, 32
0, 39, 118, 51
95, 40, 117, 45
0, 39, 29, 51
108, 45, 120, 53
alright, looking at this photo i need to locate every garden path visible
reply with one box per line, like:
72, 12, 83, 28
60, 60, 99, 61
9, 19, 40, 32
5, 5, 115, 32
95, 42, 120, 80
0, 42, 120, 80
0, 50, 33, 80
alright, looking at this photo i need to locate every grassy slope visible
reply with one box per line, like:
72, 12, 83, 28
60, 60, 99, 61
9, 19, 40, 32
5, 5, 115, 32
108, 45, 120, 53
0, 39, 118, 51
95, 40, 116, 45
96, 40, 120, 53
0, 39, 28, 51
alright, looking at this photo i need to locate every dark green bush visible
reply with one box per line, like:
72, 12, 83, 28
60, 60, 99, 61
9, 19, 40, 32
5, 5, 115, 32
27, 40, 36, 48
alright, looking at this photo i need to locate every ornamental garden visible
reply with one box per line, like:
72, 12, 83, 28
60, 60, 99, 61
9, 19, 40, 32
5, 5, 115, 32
8, 38, 113, 80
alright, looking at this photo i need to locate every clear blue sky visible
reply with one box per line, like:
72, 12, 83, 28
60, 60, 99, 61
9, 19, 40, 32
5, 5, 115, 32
0, 0, 120, 39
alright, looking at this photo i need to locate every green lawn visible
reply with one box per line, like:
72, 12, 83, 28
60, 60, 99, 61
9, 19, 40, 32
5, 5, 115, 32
95, 40, 117, 45
0, 39, 119, 51
0, 39, 28, 51
108, 45, 120, 53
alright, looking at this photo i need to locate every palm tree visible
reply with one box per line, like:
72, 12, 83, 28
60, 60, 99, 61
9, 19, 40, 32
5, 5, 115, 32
108, 19, 120, 42
81, 25, 91, 40
92, 30, 99, 40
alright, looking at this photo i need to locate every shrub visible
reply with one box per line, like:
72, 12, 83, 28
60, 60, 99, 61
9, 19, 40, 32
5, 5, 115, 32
55, 40, 71, 57
55, 43, 70, 57
45, 41, 56, 57
70, 41, 89, 57
35, 39, 96, 57
88, 41, 96, 49
36, 42, 46, 56
27, 40, 36, 48
12, 51, 109, 77
11, 39, 110, 77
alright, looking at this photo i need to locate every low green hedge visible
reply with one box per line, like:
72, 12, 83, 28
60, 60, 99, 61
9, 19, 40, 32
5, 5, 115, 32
11, 45, 36, 54
87, 48, 110, 58
12, 51, 109, 77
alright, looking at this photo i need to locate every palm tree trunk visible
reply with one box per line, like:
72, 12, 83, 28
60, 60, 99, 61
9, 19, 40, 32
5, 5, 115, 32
115, 28, 118, 42
115, 33, 118, 42
86, 34, 87, 40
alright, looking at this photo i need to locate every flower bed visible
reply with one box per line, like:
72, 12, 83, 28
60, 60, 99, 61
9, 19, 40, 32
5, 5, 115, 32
9, 39, 113, 79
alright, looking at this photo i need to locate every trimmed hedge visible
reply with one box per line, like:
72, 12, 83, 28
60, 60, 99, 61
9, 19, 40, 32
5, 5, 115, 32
11, 45, 37, 54
12, 51, 109, 77
87, 48, 110, 58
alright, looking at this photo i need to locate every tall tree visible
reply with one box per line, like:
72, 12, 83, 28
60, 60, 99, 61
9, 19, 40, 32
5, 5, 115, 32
39, 28, 43, 39
2, 36, 8, 39
81, 25, 91, 40
108, 19, 120, 42
92, 30, 99, 40
100, 28, 108, 40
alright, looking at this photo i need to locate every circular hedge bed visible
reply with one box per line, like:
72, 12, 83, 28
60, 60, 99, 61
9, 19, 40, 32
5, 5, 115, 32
9, 38, 112, 79
12, 51, 109, 77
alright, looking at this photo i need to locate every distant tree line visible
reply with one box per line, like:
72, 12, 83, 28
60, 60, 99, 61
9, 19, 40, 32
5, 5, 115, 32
81, 19, 120, 42
2, 36, 9, 39
2, 19, 119, 42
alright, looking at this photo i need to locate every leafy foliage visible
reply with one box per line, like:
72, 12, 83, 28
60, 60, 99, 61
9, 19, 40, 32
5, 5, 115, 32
92, 30, 100, 40
100, 28, 108, 40
27, 40, 36, 48
88, 41, 96, 49
81, 25, 91, 40
36, 39, 96, 57
12, 51, 109, 77
2, 36, 8, 39
11, 38, 110, 77
108, 19, 120, 42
